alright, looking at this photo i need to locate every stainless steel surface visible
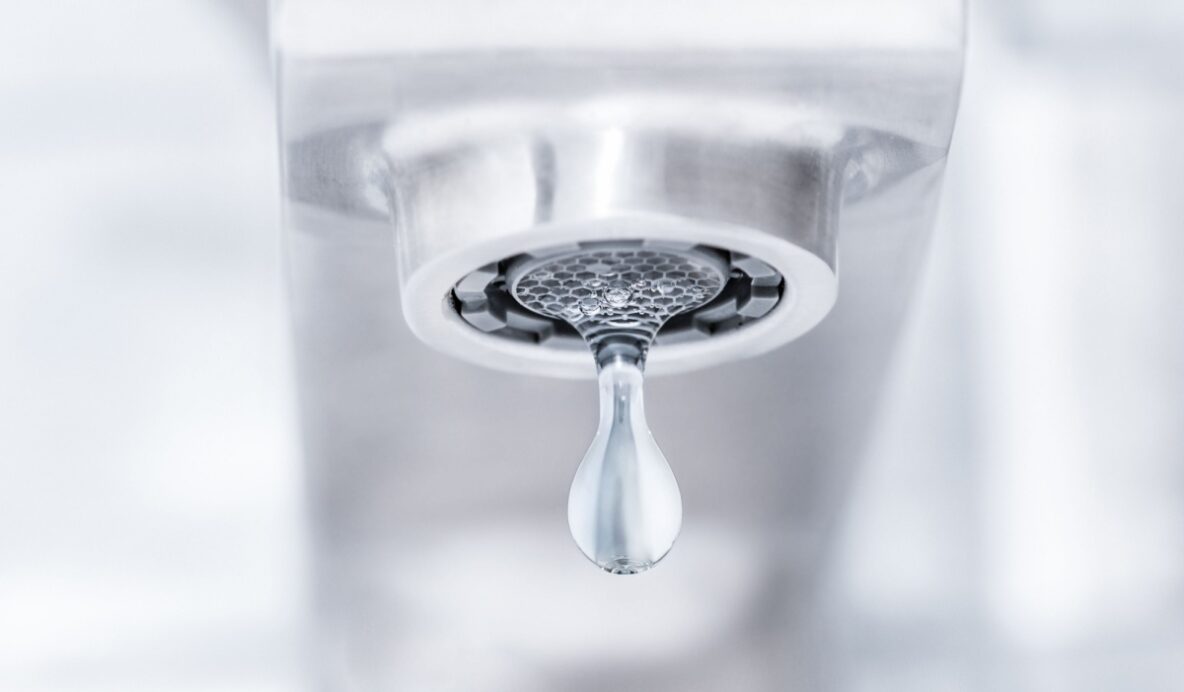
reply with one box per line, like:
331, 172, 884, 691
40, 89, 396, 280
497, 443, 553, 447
278, 1, 963, 688
382, 121, 860, 376
284, 97, 958, 692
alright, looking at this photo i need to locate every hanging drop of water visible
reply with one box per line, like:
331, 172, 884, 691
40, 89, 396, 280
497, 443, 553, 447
508, 249, 728, 575
567, 350, 682, 575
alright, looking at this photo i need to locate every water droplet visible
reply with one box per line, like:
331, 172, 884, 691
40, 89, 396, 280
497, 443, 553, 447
603, 285, 632, 308
578, 296, 602, 316
568, 358, 681, 575
504, 247, 742, 575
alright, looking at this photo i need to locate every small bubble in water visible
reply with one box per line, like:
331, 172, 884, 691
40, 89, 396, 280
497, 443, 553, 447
655, 278, 676, 295
632, 279, 649, 290
586, 278, 606, 289
579, 296, 602, 315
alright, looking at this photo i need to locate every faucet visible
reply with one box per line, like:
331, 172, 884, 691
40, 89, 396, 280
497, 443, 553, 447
275, 0, 963, 687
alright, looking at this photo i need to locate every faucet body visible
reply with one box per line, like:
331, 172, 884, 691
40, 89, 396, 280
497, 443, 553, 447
276, 0, 963, 687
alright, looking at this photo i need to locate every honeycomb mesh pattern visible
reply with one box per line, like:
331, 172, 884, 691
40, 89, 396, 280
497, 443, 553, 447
510, 247, 727, 351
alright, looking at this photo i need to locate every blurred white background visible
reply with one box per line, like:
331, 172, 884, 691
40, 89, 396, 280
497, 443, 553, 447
1, 2, 1181, 691
0, 3, 301, 691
